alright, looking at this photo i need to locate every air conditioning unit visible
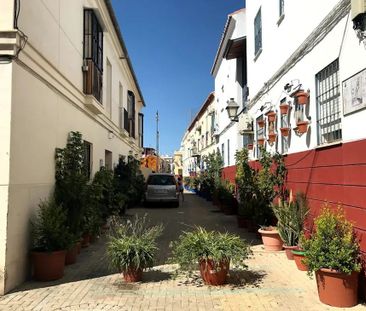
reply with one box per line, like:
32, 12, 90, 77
352, 0, 366, 20
238, 114, 253, 134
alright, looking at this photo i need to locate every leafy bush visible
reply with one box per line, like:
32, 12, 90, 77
272, 192, 309, 246
55, 131, 88, 235
107, 215, 163, 272
170, 227, 251, 273
31, 199, 73, 252
302, 205, 361, 276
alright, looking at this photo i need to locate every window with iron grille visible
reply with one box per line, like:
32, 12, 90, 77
256, 115, 264, 158
124, 108, 129, 132
138, 113, 144, 148
316, 59, 342, 145
254, 8, 262, 56
279, 0, 284, 17
127, 91, 136, 138
221, 143, 225, 166
83, 9, 103, 102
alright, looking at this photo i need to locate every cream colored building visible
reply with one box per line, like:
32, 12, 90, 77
181, 92, 217, 176
0, 0, 144, 294
173, 150, 183, 176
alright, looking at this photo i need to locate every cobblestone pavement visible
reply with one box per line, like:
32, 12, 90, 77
1, 193, 365, 310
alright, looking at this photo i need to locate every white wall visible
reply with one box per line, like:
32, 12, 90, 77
0, 0, 144, 293
246, 0, 366, 157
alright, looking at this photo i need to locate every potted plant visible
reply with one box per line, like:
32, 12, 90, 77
107, 215, 163, 282
268, 133, 277, 144
279, 103, 290, 115
217, 180, 236, 215
170, 227, 251, 285
247, 144, 253, 150
294, 90, 309, 105
272, 192, 309, 259
296, 121, 308, 134
31, 198, 73, 281
257, 119, 265, 128
257, 138, 265, 146
266, 111, 276, 122
280, 127, 290, 137
302, 205, 361, 307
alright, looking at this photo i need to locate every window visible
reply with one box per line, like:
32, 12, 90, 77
127, 91, 136, 138
105, 150, 112, 170
279, 0, 284, 17
138, 113, 144, 148
83, 9, 103, 102
256, 115, 264, 157
254, 8, 262, 56
106, 59, 112, 118
83, 141, 92, 179
316, 59, 342, 145
227, 139, 230, 166
119, 83, 123, 130
221, 143, 225, 166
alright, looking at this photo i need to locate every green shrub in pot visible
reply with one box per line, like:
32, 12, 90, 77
107, 215, 163, 282
170, 227, 251, 285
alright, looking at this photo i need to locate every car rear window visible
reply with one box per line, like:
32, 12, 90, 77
147, 175, 176, 186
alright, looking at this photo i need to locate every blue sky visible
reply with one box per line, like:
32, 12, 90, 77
111, 0, 245, 155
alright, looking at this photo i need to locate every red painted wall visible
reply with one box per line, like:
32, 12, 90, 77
222, 139, 366, 255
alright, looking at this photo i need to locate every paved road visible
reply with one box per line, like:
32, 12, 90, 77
0, 192, 365, 310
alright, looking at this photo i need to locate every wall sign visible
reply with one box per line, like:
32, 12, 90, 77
342, 68, 366, 115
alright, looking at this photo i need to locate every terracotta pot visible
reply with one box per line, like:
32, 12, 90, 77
283, 245, 297, 260
247, 144, 253, 150
268, 133, 277, 143
280, 127, 290, 137
199, 259, 229, 286
257, 138, 265, 146
123, 267, 143, 282
296, 121, 308, 134
31, 250, 66, 281
65, 244, 78, 265
315, 269, 359, 307
81, 233, 91, 248
266, 111, 276, 122
295, 91, 309, 105
258, 227, 283, 251
101, 223, 109, 234
292, 249, 308, 271
237, 216, 247, 228
257, 120, 265, 128
279, 103, 290, 115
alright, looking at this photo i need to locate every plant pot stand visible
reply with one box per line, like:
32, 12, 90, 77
315, 269, 359, 308
258, 227, 283, 251
199, 259, 229, 286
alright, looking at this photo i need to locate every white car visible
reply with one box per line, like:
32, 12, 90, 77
144, 173, 179, 207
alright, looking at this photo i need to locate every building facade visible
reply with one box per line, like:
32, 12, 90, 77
211, 9, 249, 175
181, 93, 216, 176
0, 0, 144, 294
244, 0, 366, 260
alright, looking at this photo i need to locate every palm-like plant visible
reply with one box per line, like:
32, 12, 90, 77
272, 192, 309, 246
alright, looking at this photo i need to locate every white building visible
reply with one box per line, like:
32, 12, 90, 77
0, 0, 144, 293
181, 93, 216, 176
211, 9, 249, 176
245, 0, 366, 266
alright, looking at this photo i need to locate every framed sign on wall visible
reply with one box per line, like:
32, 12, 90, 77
342, 68, 366, 115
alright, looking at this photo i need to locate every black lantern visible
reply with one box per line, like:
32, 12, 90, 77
225, 98, 239, 122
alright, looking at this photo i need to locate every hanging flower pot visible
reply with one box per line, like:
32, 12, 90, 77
296, 121, 308, 134
268, 133, 277, 144
257, 119, 265, 128
247, 144, 253, 150
280, 127, 290, 137
257, 138, 265, 146
266, 111, 276, 122
279, 103, 290, 115
295, 91, 309, 105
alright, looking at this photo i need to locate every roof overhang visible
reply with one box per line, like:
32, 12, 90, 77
224, 36, 246, 60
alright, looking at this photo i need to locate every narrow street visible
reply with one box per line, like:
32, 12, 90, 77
0, 193, 364, 310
